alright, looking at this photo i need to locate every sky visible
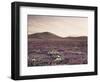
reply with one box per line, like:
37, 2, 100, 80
27, 15, 88, 37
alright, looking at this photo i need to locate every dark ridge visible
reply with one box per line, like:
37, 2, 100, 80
65, 36, 87, 40
28, 32, 87, 39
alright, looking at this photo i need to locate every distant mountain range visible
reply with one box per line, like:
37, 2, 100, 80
28, 32, 87, 40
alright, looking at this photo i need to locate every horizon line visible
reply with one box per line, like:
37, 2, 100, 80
28, 31, 88, 38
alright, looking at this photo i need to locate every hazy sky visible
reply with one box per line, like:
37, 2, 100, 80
27, 15, 88, 37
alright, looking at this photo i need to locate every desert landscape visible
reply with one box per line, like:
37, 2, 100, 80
27, 15, 88, 67
28, 32, 87, 66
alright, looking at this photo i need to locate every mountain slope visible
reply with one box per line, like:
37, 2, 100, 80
28, 32, 62, 39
